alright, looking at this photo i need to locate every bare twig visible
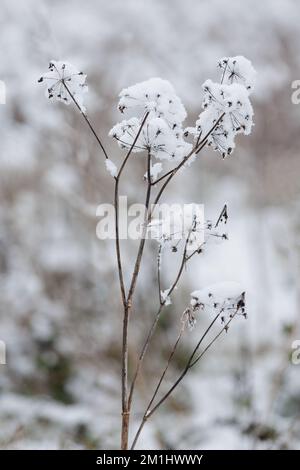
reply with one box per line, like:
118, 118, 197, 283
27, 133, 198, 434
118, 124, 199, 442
131, 309, 239, 449
151, 113, 225, 188
117, 113, 149, 181
130, 325, 184, 450
114, 113, 150, 308
126, 150, 152, 305
62, 80, 109, 160
157, 245, 163, 304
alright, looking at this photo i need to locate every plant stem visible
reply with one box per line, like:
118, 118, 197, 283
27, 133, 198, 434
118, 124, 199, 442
114, 113, 149, 308
62, 80, 109, 160
117, 117, 150, 450
126, 151, 152, 304
130, 327, 184, 449
131, 309, 239, 448
127, 227, 195, 413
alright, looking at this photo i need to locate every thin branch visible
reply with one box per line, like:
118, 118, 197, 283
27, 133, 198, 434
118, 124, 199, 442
120, 149, 152, 449
127, 303, 163, 410
62, 80, 109, 160
147, 313, 220, 414
151, 113, 224, 188
214, 204, 228, 228
114, 182, 127, 307
148, 328, 184, 411
121, 304, 130, 449
114, 113, 150, 307
114, 113, 149, 450
157, 245, 163, 304
130, 326, 184, 450
131, 309, 240, 449
189, 309, 239, 368
126, 150, 152, 304
117, 112, 149, 180
150, 310, 238, 416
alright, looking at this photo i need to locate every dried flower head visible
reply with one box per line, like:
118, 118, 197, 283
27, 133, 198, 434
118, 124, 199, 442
109, 116, 192, 162
186, 55, 255, 158
190, 282, 246, 326
109, 78, 192, 170
218, 56, 256, 92
117, 77, 187, 127
38, 60, 88, 112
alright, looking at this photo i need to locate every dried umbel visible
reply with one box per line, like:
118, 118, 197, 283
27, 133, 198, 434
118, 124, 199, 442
38, 60, 88, 111
190, 281, 247, 329
117, 77, 187, 126
108, 77, 196, 187
185, 56, 255, 158
218, 56, 256, 92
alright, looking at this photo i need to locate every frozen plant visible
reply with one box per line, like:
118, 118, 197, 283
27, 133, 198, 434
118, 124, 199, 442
38, 60, 88, 111
190, 282, 247, 327
109, 79, 192, 166
185, 56, 255, 158
39, 55, 256, 450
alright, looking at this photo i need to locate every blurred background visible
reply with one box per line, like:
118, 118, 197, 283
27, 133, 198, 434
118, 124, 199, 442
0, 0, 300, 450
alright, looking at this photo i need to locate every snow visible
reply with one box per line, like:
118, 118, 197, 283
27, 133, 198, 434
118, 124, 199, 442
105, 159, 118, 177
161, 288, 172, 306
110, 56, 255, 165
109, 114, 192, 163
39, 61, 88, 112
148, 203, 205, 250
191, 281, 245, 303
109, 78, 192, 172
190, 281, 246, 325
118, 77, 187, 126
218, 56, 256, 92
186, 57, 255, 158
144, 162, 163, 182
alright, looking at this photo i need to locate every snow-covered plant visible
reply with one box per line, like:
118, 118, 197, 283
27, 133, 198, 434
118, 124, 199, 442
186, 55, 255, 158
38, 60, 88, 111
190, 281, 247, 327
39, 55, 256, 450
109, 78, 192, 167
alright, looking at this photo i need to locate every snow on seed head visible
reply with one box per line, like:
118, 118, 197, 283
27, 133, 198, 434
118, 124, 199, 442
110, 80, 192, 164
118, 77, 187, 127
38, 60, 88, 112
190, 282, 247, 327
218, 56, 256, 93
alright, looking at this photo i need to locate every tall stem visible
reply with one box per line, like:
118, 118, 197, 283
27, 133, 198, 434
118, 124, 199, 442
117, 118, 149, 449
121, 304, 130, 449
120, 149, 152, 449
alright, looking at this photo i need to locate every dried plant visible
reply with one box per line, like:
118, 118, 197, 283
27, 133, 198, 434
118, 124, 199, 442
39, 56, 255, 449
